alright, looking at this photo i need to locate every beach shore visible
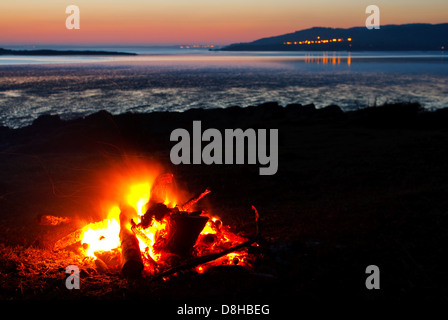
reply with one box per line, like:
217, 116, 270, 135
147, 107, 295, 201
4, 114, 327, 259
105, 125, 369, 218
1, 102, 447, 301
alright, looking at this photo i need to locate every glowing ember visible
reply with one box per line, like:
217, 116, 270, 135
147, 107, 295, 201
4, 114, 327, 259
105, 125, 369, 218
81, 206, 121, 257
136, 216, 168, 262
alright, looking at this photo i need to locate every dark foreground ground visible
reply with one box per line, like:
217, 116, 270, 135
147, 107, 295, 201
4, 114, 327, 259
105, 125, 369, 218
0, 102, 447, 304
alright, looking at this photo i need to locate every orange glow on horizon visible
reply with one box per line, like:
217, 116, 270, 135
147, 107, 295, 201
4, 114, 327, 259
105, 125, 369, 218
1, 1, 448, 45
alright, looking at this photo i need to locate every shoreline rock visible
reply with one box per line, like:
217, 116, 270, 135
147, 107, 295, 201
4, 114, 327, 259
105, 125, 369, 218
5, 101, 448, 133
1, 101, 447, 154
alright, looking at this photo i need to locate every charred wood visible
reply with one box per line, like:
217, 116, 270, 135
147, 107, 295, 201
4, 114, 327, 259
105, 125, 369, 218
178, 189, 211, 212
154, 206, 261, 279
140, 203, 174, 227
161, 214, 209, 257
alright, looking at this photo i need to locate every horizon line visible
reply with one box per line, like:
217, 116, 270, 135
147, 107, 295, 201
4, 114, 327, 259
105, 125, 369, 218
2, 21, 448, 48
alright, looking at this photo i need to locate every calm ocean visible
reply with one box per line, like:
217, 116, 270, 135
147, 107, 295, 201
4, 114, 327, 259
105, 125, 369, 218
0, 47, 447, 128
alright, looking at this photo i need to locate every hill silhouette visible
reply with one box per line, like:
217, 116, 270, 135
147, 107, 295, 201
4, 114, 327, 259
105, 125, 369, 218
221, 23, 448, 51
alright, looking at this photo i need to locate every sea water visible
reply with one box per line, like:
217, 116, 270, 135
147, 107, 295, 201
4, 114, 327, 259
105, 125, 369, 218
0, 47, 447, 128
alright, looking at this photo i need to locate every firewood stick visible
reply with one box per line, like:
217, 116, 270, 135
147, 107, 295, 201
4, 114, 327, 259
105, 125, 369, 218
53, 229, 83, 251
119, 205, 144, 278
130, 221, 152, 248
178, 189, 211, 212
153, 206, 261, 280
130, 220, 159, 272
142, 251, 158, 272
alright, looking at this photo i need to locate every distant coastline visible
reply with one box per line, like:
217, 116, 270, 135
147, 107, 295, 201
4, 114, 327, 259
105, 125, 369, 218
0, 48, 137, 56
220, 23, 448, 51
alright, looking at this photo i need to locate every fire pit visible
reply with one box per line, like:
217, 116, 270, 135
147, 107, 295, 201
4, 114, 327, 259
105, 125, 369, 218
53, 169, 261, 280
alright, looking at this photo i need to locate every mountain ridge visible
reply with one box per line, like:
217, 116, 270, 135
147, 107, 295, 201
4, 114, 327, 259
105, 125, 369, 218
221, 23, 448, 51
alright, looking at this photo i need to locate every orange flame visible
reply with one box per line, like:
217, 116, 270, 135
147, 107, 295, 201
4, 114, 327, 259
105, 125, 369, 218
81, 206, 121, 257
81, 161, 164, 259
79, 161, 252, 274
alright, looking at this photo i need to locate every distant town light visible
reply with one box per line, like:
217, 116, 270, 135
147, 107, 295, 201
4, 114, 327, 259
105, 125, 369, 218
179, 44, 216, 49
282, 37, 352, 46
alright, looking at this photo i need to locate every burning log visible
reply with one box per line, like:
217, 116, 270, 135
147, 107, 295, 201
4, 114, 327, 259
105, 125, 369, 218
53, 229, 83, 251
140, 203, 174, 226
141, 250, 158, 273
161, 213, 209, 257
140, 173, 209, 228
119, 205, 144, 278
36, 214, 71, 226
130, 220, 151, 248
154, 206, 261, 279
139, 173, 177, 226
178, 189, 211, 212
53, 171, 259, 280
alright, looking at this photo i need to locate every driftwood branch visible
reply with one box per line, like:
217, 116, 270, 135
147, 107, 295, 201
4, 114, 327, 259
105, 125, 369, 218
130, 220, 159, 269
130, 220, 152, 248
153, 206, 261, 280
178, 189, 211, 212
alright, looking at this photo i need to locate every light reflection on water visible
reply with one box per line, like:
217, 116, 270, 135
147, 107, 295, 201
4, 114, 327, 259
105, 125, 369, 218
0, 50, 447, 128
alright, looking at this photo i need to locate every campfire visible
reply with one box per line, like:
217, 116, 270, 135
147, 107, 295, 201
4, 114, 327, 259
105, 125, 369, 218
53, 166, 260, 279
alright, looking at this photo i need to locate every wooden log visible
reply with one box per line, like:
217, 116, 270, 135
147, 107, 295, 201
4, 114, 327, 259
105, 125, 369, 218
162, 213, 209, 257
178, 189, 211, 212
154, 206, 261, 279
119, 206, 144, 278
130, 220, 152, 248
140, 203, 173, 227
53, 229, 83, 251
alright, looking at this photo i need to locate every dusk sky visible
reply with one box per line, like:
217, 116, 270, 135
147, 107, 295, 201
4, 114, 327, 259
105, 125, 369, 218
1, 0, 447, 45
